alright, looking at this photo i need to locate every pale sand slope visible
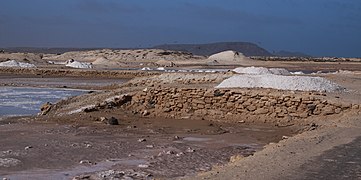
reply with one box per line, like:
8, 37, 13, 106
182, 109, 361, 180
184, 112, 361, 180
0, 53, 47, 66
0, 53, 43, 61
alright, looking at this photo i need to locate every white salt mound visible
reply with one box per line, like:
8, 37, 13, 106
291, 71, 305, 75
233, 66, 290, 75
208, 51, 250, 62
0, 60, 36, 68
65, 59, 93, 69
216, 74, 343, 92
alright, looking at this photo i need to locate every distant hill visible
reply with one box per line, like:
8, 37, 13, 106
274, 50, 312, 57
153, 42, 272, 56
0, 47, 103, 54
2, 42, 274, 57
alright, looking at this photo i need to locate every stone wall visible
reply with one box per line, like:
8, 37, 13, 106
129, 88, 360, 123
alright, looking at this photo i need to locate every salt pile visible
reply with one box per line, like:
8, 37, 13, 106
141, 67, 152, 71
207, 51, 251, 65
208, 51, 249, 61
233, 66, 290, 75
290, 71, 305, 75
156, 67, 165, 71
216, 74, 343, 92
65, 59, 93, 69
0, 60, 36, 68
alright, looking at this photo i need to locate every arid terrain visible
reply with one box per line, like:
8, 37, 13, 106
0, 49, 361, 180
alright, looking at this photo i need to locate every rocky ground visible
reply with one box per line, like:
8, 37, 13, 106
0, 50, 361, 180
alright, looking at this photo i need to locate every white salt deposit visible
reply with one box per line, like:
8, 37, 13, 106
233, 66, 290, 75
0, 60, 36, 68
141, 67, 152, 71
290, 71, 305, 75
65, 59, 93, 69
48, 61, 66, 65
216, 74, 343, 92
68, 105, 96, 115
156, 67, 165, 71
208, 51, 249, 61
269, 68, 291, 75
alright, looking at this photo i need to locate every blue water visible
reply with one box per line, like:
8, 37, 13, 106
0, 87, 87, 117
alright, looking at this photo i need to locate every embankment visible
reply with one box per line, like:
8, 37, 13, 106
0, 67, 160, 78
47, 87, 360, 126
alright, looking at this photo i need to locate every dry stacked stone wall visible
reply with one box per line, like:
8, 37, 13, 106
129, 88, 360, 122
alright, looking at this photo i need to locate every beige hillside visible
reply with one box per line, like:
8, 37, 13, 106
44, 49, 205, 63
0, 52, 46, 65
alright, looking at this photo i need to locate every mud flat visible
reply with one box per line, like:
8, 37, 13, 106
0, 116, 297, 179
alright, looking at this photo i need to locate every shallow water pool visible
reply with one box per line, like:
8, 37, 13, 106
0, 87, 87, 117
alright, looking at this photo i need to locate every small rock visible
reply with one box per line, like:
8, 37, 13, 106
25, 146, 33, 150
127, 125, 137, 129
186, 147, 195, 153
163, 108, 171, 112
72, 175, 91, 180
307, 104, 317, 112
238, 120, 245, 123
142, 110, 150, 116
282, 136, 289, 140
310, 123, 318, 130
173, 135, 181, 140
166, 150, 175, 155
3, 150, 12, 154
86, 144, 92, 148
138, 138, 146, 142
176, 152, 184, 157
79, 160, 92, 164
107, 117, 119, 125
230, 155, 243, 163
146, 145, 154, 148
99, 117, 107, 122
40, 102, 52, 115
138, 164, 149, 168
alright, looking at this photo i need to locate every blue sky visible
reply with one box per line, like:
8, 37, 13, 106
0, 0, 360, 57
